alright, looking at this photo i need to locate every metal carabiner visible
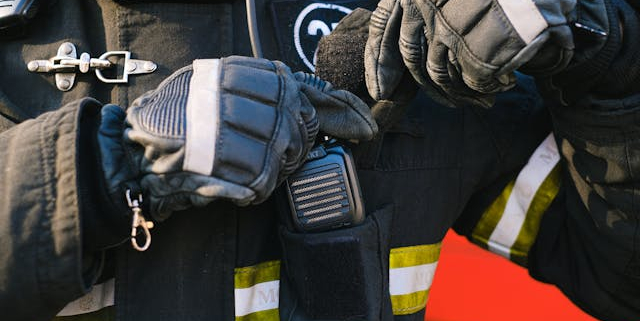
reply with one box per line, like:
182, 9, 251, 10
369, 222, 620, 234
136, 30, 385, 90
126, 189, 154, 252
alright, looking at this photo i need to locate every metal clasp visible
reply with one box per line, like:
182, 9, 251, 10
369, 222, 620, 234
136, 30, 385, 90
126, 189, 154, 252
95, 51, 158, 84
27, 42, 157, 91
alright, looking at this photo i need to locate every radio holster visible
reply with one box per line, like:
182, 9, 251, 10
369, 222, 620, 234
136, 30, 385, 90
278, 203, 394, 320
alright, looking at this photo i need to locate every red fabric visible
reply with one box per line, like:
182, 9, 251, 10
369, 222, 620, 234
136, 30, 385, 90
424, 231, 598, 321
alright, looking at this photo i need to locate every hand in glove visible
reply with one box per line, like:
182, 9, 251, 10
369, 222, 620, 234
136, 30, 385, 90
364, 0, 610, 108
315, 8, 418, 133
98, 56, 377, 223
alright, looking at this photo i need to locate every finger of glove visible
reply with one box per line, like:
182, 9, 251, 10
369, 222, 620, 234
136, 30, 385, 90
267, 93, 318, 200
252, 114, 303, 205
141, 172, 256, 221
398, 0, 430, 90
424, 39, 497, 108
444, 51, 500, 108
365, 0, 407, 100
394, 5, 472, 108
295, 72, 378, 141
281, 92, 316, 179
425, 11, 516, 95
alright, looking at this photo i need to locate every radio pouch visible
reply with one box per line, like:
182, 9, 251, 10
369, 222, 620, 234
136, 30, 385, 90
278, 204, 394, 320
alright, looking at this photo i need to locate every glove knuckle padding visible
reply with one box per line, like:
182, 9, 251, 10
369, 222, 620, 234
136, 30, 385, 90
216, 60, 280, 185
216, 57, 312, 202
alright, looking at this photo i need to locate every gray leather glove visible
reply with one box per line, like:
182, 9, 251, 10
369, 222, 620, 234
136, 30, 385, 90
99, 56, 377, 222
364, 0, 609, 107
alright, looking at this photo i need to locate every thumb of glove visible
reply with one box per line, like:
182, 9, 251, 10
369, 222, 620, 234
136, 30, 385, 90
294, 72, 378, 141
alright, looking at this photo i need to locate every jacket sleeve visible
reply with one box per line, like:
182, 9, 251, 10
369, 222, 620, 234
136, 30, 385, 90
0, 98, 105, 321
454, 1, 640, 319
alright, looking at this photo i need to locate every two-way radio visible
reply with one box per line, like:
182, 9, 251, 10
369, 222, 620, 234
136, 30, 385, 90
282, 138, 365, 232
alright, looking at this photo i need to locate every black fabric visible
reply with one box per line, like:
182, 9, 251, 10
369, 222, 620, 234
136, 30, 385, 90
116, 202, 238, 321
113, 0, 229, 2
594, 0, 640, 96
86, 103, 136, 252
526, 92, 640, 320
536, 0, 621, 105
279, 205, 393, 321
0, 100, 96, 321
269, 0, 376, 73
525, 8, 640, 314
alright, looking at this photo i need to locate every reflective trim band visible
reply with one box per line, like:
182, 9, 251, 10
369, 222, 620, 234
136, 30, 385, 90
56, 279, 115, 317
472, 133, 561, 265
234, 261, 281, 319
472, 181, 514, 250
235, 260, 280, 289
389, 243, 441, 268
184, 59, 221, 175
389, 263, 438, 295
235, 308, 280, 321
235, 280, 280, 318
53, 306, 115, 321
390, 290, 430, 315
488, 134, 560, 257
389, 244, 441, 315
510, 164, 560, 262
496, 0, 548, 44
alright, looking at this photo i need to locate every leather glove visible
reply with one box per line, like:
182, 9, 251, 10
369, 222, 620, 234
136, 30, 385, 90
364, 0, 608, 108
98, 56, 377, 222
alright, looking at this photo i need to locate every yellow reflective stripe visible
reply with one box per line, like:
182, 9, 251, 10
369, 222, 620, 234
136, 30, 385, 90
234, 260, 281, 320
234, 260, 280, 289
235, 308, 280, 321
390, 289, 430, 315
389, 243, 441, 268
52, 306, 115, 321
471, 133, 561, 266
510, 164, 561, 265
471, 181, 515, 250
389, 244, 441, 315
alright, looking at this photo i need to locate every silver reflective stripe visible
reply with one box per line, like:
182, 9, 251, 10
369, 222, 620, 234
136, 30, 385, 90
0, 1, 18, 16
56, 279, 115, 316
234, 260, 281, 320
496, 0, 548, 44
389, 243, 441, 315
389, 263, 438, 296
234, 280, 280, 317
488, 133, 559, 258
183, 59, 221, 175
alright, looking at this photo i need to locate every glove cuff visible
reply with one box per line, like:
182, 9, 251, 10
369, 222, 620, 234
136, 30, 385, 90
82, 104, 136, 253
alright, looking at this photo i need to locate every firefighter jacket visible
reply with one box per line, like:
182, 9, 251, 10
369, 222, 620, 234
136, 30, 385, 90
0, 0, 637, 321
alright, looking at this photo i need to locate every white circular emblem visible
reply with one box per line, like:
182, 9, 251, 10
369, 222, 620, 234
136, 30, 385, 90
293, 3, 353, 72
